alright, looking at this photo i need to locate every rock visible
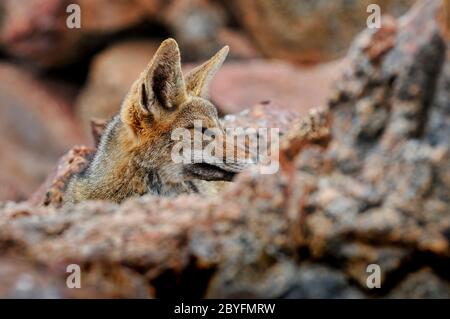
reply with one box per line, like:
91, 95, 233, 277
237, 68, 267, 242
0, 0, 82, 68
0, 0, 166, 68
210, 59, 347, 114
29, 146, 96, 207
216, 29, 261, 60
222, 101, 298, 134
297, 0, 450, 289
0, 63, 83, 201
162, 0, 260, 61
280, 264, 365, 299
163, 0, 228, 61
0, 255, 153, 298
76, 0, 164, 33
389, 268, 450, 299
0, 0, 449, 299
207, 262, 365, 299
228, 0, 414, 64
75, 40, 159, 139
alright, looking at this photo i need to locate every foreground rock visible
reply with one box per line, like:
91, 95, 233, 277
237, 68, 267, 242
0, 0, 449, 298
0, 0, 83, 68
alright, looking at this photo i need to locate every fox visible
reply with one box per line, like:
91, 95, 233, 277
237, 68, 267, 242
64, 38, 252, 205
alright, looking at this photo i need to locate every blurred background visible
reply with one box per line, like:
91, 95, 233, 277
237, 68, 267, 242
0, 0, 415, 202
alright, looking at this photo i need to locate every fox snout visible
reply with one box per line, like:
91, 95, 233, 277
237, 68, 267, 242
181, 131, 257, 181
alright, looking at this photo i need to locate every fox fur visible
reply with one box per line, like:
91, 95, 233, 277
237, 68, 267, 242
64, 39, 249, 205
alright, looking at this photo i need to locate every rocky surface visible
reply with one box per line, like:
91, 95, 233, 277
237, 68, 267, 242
0, 0, 416, 69
0, 0, 449, 299
29, 146, 95, 208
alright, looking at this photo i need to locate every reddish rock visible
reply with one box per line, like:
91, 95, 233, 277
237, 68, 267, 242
228, 0, 414, 64
29, 146, 95, 207
0, 0, 82, 68
210, 59, 347, 114
222, 101, 298, 133
163, 0, 228, 61
0, 63, 84, 201
388, 268, 450, 299
0, 0, 169, 68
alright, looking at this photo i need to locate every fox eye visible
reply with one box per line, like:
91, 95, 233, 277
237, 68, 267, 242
187, 125, 209, 135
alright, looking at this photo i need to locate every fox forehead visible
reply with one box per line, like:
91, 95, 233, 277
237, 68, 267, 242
175, 97, 220, 127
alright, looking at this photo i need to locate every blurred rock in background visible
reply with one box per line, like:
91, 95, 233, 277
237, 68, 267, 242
0, 63, 83, 201
210, 59, 347, 115
226, 0, 414, 64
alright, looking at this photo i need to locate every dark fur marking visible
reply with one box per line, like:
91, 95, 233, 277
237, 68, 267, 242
148, 169, 163, 195
152, 64, 170, 109
140, 82, 149, 111
187, 181, 199, 193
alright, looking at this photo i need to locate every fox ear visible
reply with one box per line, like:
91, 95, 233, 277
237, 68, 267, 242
139, 38, 187, 114
185, 46, 229, 99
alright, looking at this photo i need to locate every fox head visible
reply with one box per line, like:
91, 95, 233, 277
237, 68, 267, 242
119, 38, 251, 184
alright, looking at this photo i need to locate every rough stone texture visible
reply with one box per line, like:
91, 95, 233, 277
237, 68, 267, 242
210, 59, 347, 114
388, 268, 450, 299
228, 0, 414, 64
0, 0, 255, 69
0, 255, 153, 298
221, 101, 298, 133
0, 63, 84, 201
0, 0, 449, 299
0, 0, 166, 68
